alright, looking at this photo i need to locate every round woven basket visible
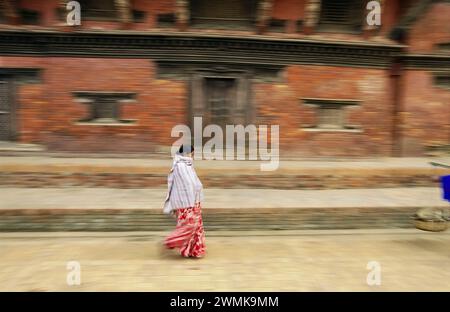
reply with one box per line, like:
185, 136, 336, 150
414, 219, 448, 232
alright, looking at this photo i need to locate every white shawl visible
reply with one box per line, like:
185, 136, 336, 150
163, 154, 203, 214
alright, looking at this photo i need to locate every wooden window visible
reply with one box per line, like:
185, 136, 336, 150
132, 10, 146, 23
302, 98, 361, 131
79, 0, 117, 20
90, 98, 119, 122
0, 9, 5, 24
267, 18, 286, 33
296, 20, 304, 33
317, 104, 344, 129
318, 0, 364, 32
55, 7, 65, 21
20, 9, 40, 25
434, 75, 450, 90
437, 43, 450, 52
190, 0, 258, 28
73, 92, 137, 125
156, 12, 176, 27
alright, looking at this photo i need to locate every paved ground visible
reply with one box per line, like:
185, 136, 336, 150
0, 230, 449, 291
0, 187, 447, 210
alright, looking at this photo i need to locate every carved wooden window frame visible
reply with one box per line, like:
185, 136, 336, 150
433, 72, 450, 90
317, 0, 365, 34
78, 0, 118, 21
189, 0, 259, 30
302, 98, 362, 132
73, 91, 137, 126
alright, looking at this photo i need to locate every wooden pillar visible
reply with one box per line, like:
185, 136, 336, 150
390, 60, 404, 157
304, 0, 321, 35
114, 0, 132, 29
175, 0, 189, 31
256, 0, 274, 35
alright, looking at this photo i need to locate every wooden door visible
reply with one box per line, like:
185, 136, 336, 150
0, 78, 14, 141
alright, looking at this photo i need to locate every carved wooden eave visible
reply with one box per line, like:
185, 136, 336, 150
402, 54, 450, 70
0, 30, 406, 68
156, 61, 284, 81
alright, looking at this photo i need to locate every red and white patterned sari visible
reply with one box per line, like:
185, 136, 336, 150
164, 202, 206, 258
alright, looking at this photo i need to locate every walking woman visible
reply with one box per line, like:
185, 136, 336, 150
162, 144, 206, 258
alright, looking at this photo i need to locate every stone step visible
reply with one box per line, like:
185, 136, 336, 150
0, 206, 427, 232
1, 156, 449, 189
1, 187, 447, 209
0, 187, 448, 232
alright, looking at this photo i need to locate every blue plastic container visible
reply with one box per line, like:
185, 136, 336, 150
441, 175, 450, 202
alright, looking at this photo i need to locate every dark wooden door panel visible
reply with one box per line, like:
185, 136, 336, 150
0, 80, 12, 141
206, 78, 236, 127
190, 72, 251, 130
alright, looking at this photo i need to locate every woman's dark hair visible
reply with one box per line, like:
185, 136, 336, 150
178, 144, 194, 155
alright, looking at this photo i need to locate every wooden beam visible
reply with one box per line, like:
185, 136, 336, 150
0, 31, 405, 68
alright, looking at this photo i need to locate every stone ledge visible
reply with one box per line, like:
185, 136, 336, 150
0, 187, 446, 210
0, 171, 444, 189
0, 206, 428, 232
0, 142, 45, 152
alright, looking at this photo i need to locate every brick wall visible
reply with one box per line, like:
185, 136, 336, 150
255, 65, 393, 156
407, 2, 450, 54
400, 2, 450, 155
1, 56, 187, 152
401, 70, 450, 155
0, 0, 448, 156
1, 57, 395, 156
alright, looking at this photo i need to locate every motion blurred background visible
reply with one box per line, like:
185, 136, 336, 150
0, 0, 449, 291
